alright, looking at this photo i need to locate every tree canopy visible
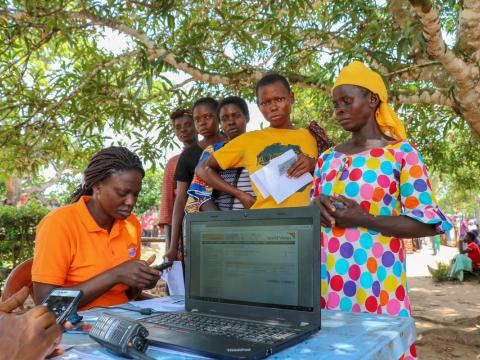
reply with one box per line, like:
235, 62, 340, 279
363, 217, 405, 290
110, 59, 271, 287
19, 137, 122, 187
1, 0, 479, 198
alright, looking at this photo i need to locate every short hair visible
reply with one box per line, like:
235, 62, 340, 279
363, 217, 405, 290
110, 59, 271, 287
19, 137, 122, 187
170, 108, 193, 123
192, 97, 219, 114
70, 146, 145, 203
217, 96, 250, 122
465, 231, 477, 241
255, 73, 291, 97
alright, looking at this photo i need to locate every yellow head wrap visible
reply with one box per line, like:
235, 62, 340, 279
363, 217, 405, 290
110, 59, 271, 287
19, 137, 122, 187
332, 61, 407, 140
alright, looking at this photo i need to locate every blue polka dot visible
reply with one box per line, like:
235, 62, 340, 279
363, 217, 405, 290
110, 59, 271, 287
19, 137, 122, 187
360, 233, 373, 249
398, 309, 409, 317
340, 297, 352, 311
380, 161, 393, 175
363, 170, 377, 183
360, 272, 373, 288
335, 259, 349, 275
352, 156, 366, 168
419, 192, 432, 205
380, 207, 391, 216
321, 264, 327, 279
414, 179, 428, 192
345, 182, 360, 197
353, 248, 368, 265
393, 261, 403, 277
323, 182, 333, 196
377, 266, 387, 282
400, 183, 414, 197
400, 143, 413, 152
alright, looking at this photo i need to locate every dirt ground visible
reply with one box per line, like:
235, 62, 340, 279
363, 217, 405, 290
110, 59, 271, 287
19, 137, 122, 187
405, 243, 480, 360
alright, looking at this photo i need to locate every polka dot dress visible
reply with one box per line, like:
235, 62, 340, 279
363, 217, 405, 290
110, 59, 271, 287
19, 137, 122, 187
312, 141, 452, 360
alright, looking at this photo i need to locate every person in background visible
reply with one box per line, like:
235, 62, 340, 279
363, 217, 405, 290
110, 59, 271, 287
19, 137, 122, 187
141, 209, 154, 237
0, 287, 64, 359
165, 98, 225, 261
186, 96, 255, 213
311, 61, 452, 360
32, 146, 161, 310
159, 109, 197, 251
449, 231, 480, 281
197, 74, 321, 209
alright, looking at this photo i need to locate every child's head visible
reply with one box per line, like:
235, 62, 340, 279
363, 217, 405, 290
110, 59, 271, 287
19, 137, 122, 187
170, 109, 196, 145
217, 96, 249, 140
192, 97, 219, 138
464, 231, 476, 243
255, 74, 294, 129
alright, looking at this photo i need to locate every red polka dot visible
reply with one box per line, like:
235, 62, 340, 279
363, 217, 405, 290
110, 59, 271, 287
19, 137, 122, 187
390, 238, 401, 253
326, 170, 337, 181
377, 175, 390, 188
410, 344, 417, 356
365, 296, 378, 313
348, 264, 361, 281
328, 237, 340, 253
321, 297, 326, 309
395, 285, 405, 301
360, 201, 370, 212
330, 275, 344, 292
370, 148, 384, 157
317, 159, 324, 168
389, 182, 397, 194
349, 168, 362, 181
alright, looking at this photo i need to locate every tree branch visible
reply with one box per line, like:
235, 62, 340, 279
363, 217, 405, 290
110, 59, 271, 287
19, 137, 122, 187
392, 89, 455, 108
408, 0, 479, 86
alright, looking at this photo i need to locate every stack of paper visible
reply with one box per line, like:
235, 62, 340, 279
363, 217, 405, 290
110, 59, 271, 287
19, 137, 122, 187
250, 149, 313, 204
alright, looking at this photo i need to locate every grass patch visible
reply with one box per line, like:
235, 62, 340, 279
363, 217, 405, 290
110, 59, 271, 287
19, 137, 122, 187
430, 262, 450, 282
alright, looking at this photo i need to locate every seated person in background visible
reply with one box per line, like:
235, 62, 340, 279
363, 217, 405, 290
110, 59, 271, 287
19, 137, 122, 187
186, 96, 255, 213
32, 147, 161, 310
449, 231, 480, 281
165, 97, 225, 261
1, 287, 63, 359
463, 231, 480, 269
197, 74, 324, 209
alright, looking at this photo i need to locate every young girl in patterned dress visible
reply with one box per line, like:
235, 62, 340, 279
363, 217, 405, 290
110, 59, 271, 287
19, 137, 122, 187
311, 62, 452, 360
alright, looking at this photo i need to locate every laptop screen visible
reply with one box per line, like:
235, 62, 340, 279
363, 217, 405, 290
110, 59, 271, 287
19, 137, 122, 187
189, 217, 315, 312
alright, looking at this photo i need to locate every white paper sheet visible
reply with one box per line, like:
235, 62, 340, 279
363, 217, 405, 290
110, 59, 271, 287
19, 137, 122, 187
160, 261, 185, 296
250, 149, 313, 204
128, 296, 185, 312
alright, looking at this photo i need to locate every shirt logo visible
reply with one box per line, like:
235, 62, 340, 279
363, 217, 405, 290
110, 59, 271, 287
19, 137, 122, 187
128, 247, 136, 257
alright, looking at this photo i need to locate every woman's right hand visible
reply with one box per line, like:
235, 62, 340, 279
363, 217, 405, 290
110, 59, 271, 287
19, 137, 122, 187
311, 194, 338, 228
237, 191, 256, 209
113, 259, 161, 289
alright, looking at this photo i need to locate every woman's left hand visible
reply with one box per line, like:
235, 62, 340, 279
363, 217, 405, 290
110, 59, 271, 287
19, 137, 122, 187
287, 153, 316, 178
330, 195, 371, 228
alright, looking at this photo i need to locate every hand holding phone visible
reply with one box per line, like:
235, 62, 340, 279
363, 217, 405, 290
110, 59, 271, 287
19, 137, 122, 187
42, 288, 83, 324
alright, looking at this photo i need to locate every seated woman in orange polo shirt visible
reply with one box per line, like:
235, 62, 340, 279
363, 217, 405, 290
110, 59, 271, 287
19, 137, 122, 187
32, 146, 161, 310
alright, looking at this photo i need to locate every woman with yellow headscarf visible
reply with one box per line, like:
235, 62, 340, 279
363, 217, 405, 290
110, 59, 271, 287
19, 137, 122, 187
311, 61, 452, 359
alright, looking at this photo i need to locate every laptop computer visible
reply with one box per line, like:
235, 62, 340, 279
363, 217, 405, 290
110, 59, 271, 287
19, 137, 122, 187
141, 206, 320, 359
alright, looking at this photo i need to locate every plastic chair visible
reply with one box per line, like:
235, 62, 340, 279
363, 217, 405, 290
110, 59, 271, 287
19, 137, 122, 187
1, 258, 34, 309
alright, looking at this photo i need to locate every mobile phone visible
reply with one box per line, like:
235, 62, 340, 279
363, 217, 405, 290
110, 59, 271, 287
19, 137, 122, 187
331, 201, 345, 209
153, 261, 173, 271
42, 288, 83, 324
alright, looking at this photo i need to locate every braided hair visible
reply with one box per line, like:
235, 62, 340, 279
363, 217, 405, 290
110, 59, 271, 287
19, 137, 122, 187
70, 146, 145, 203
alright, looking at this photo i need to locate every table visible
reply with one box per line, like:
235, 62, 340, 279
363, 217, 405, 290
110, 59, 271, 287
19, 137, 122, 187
59, 303, 416, 360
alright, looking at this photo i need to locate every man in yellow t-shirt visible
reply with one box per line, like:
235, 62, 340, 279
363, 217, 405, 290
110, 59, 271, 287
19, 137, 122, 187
196, 74, 318, 209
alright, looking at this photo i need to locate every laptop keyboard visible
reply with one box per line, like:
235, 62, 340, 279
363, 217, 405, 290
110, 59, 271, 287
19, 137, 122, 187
144, 312, 298, 344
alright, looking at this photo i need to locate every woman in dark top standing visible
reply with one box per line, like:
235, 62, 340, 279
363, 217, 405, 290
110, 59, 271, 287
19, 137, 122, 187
165, 97, 225, 261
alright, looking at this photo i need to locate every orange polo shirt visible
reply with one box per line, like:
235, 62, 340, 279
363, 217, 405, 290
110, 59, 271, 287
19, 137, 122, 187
32, 196, 141, 310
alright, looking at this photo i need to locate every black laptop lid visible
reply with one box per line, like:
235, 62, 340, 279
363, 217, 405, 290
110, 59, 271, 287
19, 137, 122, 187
184, 207, 320, 326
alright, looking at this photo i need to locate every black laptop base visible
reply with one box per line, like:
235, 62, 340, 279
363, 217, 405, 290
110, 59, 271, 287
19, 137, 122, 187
144, 321, 319, 359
